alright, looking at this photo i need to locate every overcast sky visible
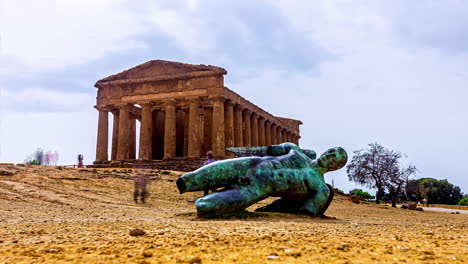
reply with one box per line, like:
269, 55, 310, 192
1, 0, 467, 194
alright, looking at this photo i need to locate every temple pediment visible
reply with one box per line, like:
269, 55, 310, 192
95, 60, 227, 87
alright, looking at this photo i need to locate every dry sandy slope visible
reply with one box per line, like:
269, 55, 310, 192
0, 165, 466, 264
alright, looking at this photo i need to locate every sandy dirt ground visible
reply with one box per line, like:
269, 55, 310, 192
0, 165, 466, 264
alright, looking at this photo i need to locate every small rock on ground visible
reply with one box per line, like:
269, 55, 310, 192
129, 228, 146, 236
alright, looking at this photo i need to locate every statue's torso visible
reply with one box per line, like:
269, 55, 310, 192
246, 151, 325, 199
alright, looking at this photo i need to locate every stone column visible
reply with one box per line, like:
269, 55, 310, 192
117, 104, 130, 160
202, 107, 213, 154
129, 117, 136, 159
183, 107, 189, 156
242, 109, 252, 146
95, 107, 109, 162
188, 98, 201, 157
224, 100, 235, 151
111, 110, 119, 160
163, 99, 177, 159
212, 96, 225, 157
138, 103, 153, 160
277, 126, 282, 143
233, 104, 243, 147
251, 113, 259, 146
258, 117, 265, 146
271, 124, 277, 145
265, 120, 271, 146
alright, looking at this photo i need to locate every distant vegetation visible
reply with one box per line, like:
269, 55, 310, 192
335, 189, 344, 194
347, 142, 417, 206
349, 189, 375, 200
27, 160, 40, 165
406, 178, 464, 205
24, 148, 59, 165
346, 142, 464, 206
458, 197, 468, 206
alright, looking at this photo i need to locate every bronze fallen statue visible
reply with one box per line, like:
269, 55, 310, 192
176, 143, 347, 217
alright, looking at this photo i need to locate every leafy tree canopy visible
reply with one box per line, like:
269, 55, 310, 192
349, 189, 375, 200
406, 178, 464, 205
347, 142, 416, 205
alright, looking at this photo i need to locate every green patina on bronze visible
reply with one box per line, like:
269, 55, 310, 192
176, 143, 347, 218
226, 146, 317, 160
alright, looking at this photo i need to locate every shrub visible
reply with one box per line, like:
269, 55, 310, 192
350, 189, 375, 199
28, 160, 39, 165
458, 197, 468, 206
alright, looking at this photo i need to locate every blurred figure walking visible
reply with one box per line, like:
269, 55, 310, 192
134, 171, 150, 204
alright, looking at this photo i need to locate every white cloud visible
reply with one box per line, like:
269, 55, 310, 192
0, 0, 148, 73
0, 87, 94, 113
143, 2, 215, 54
0, 110, 98, 165
273, 0, 393, 55
226, 1, 468, 192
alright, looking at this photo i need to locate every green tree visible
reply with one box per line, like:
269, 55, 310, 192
347, 143, 389, 204
417, 178, 463, 205
347, 143, 416, 205
349, 189, 375, 200
405, 179, 421, 202
458, 197, 468, 206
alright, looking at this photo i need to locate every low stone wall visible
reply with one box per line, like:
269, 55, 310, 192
418, 204, 468, 211
90, 157, 208, 172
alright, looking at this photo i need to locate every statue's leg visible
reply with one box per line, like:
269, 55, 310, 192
254, 198, 302, 214
195, 186, 266, 217
317, 184, 334, 215
298, 183, 332, 216
255, 186, 333, 215
177, 157, 262, 193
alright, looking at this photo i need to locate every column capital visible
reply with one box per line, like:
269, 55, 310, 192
251, 112, 259, 119
209, 95, 225, 103
94, 105, 112, 112
264, 119, 271, 125
110, 107, 120, 115
163, 99, 177, 107
258, 116, 265, 122
138, 101, 154, 108
234, 103, 243, 111
224, 99, 235, 107
242, 108, 252, 115
115, 103, 132, 110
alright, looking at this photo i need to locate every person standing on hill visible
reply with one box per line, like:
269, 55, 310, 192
203, 151, 216, 166
77, 154, 84, 168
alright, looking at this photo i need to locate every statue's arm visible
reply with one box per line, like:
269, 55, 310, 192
268, 143, 317, 160
299, 179, 331, 216
267, 143, 301, 156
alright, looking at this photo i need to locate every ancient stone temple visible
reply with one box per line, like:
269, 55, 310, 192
94, 60, 302, 164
